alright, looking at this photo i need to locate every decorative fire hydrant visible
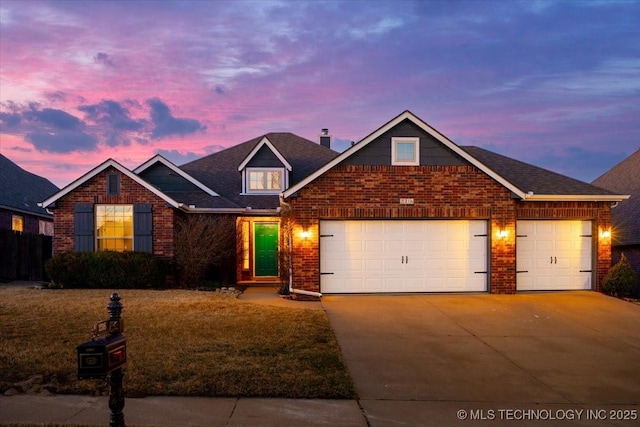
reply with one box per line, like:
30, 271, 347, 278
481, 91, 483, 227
76, 293, 127, 427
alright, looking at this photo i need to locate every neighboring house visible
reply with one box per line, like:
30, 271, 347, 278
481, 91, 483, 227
1, 153, 59, 281
0, 154, 58, 235
40, 132, 338, 284
592, 149, 640, 274
41, 111, 629, 294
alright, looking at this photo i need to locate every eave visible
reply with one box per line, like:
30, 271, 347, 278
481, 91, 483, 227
522, 194, 631, 202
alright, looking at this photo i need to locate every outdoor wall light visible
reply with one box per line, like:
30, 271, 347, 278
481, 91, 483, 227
300, 230, 311, 239
600, 229, 611, 239
497, 229, 509, 239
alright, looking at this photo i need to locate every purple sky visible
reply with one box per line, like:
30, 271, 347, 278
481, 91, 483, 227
1, 0, 638, 188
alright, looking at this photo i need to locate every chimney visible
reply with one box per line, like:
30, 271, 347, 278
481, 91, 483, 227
319, 128, 331, 149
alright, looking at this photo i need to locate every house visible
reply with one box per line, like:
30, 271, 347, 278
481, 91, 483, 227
592, 149, 640, 274
40, 132, 338, 284
0, 154, 58, 235
40, 111, 629, 294
1, 153, 59, 281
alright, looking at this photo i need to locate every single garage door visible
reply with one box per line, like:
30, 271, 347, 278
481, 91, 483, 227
516, 220, 592, 291
320, 220, 487, 293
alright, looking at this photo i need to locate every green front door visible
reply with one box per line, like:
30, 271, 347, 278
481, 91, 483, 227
254, 223, 279, 276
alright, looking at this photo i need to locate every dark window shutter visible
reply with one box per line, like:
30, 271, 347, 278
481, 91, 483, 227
74, 204, 94, 252
134, 203, 153, 253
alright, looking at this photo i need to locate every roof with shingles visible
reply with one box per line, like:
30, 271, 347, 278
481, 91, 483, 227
0, 154, 59, 218
592, 149, 640, 246
461, 146, 621, 197
180, 132, 339, 209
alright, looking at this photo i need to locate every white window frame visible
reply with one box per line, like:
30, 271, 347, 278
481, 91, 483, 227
242, 167, 287, 194
392, 137, 420, 166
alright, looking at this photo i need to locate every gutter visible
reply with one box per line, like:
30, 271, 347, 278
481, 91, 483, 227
279, 194, 323, 299
176, 204, 280, 215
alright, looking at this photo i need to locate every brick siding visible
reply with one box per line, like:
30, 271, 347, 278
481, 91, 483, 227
51, 167, 175, 258
287, 164, 613, 294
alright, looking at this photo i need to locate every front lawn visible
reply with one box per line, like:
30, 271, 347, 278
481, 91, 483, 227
0, 286, 355, 398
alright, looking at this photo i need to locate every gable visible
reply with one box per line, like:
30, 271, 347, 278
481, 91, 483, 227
343, 119, 467, 167
284, 111, 629, 202
138, 163, 204, 193
40, 159, 182, 209
245, 144, 288, 168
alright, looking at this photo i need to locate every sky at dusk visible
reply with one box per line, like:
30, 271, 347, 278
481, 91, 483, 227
1, 0, 638, 189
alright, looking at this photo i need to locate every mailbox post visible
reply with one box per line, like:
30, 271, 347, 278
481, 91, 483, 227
76, 293, 126, 427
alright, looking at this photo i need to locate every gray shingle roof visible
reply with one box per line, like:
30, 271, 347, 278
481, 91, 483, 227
592, 149, 640, 246
0, 154, 59, 218
461, 146, 620, 197
180, 133, 339, 209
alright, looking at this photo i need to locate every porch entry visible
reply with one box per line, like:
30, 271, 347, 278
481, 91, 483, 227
254, 223, 279, 276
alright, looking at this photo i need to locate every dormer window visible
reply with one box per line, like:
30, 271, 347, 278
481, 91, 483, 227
392, 137, 420, 166
245, 168, 286, 194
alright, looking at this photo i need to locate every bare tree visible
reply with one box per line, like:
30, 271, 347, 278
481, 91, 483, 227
173, 215, 237, 287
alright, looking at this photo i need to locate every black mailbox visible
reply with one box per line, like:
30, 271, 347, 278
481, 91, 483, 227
77, 334, 127, 379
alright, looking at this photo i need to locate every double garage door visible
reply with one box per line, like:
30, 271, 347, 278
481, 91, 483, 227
319, 219, 593, 294
320, 220, 488, 293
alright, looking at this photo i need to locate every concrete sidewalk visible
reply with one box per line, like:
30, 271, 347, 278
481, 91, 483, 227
0, 394, 365, 426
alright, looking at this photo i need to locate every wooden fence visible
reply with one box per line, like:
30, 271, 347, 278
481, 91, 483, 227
0, 229, 53, 281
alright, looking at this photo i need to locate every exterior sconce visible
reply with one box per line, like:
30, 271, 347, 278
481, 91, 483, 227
300, 230, 311, 239
600, 229, 611, 239
496, 229, 508, 239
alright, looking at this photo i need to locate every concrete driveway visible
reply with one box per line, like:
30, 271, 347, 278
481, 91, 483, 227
322, 292, 640, 426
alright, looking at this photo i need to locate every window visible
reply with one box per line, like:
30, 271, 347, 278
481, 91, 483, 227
242, 221, 250, 270
392, 137, 420, 166
39, 220, 54, 236
12, 215, 23, 232
107, 173, 120, 195
247, 168, 284, 193
95, 205, 133, 251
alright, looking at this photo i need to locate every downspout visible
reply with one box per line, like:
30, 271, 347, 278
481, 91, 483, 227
279, 194, 323, 298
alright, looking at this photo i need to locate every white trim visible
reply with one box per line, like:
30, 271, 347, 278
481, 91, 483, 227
237, 137, 292, 172
523, 194, 630, 202
40, 159, 183, 208
391, 137, 420, 166
282, 110, 628, 202
134, 154, 219, 197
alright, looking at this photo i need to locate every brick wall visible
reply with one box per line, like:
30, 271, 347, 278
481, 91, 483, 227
286, 164, 613, 294
51, 167, 175, 258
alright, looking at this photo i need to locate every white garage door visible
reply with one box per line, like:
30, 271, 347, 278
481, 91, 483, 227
320, 220, 487, 293
516, 220, 592, 291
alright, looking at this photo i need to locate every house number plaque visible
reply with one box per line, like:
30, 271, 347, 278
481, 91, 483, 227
399, 198, 414, 205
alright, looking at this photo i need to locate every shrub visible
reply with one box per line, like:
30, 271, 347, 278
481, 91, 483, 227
602, 253, 639, 298
45, 251, 168, 289
173, 215, 236, 287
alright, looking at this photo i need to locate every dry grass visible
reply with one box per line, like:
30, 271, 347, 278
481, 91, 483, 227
0, 286, 354, 399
